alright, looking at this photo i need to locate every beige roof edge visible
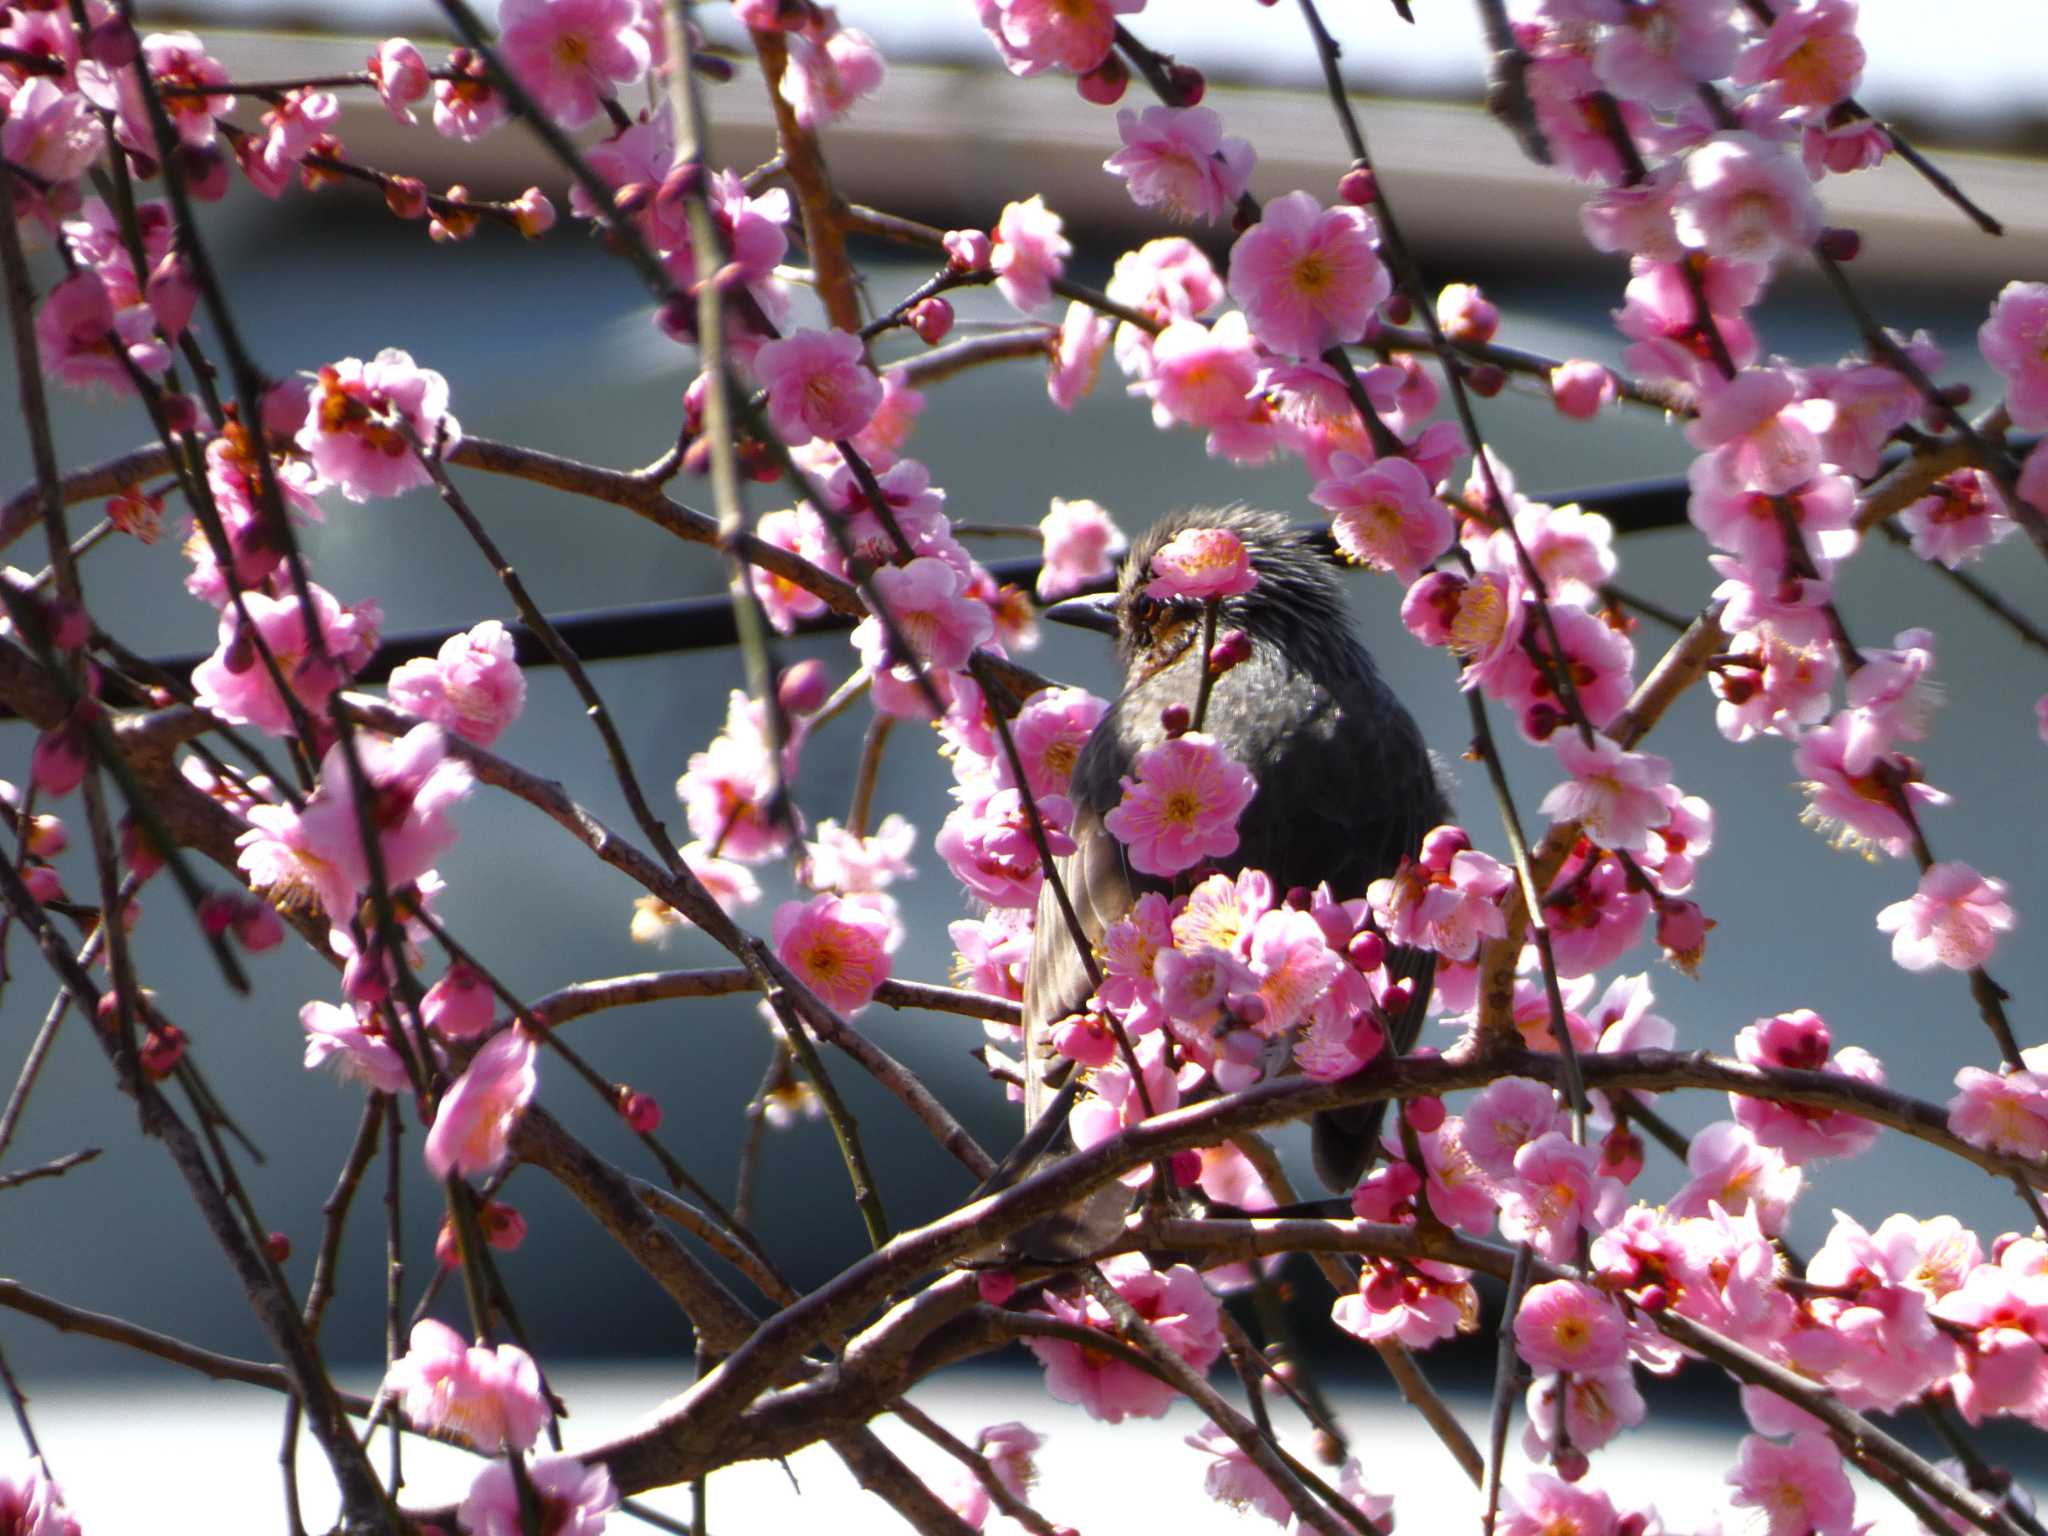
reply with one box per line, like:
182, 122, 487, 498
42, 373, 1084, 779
207, 33, 2042, 290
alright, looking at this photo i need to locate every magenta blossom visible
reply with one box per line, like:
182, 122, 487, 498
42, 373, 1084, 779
1549, 358, 1617, 420
192, 585, 380, 738
1226, 190, 1388, 359
369, 38, 430, 122
297, 348, 461, 501
978, 0, 1145, 76
1144, 525, 1258, 601
1103, 732, 1257, 877
1514, 1278, 1627, 1375
384, 1318, 548, 1451
781, 24, 885, 129
425, 1027, 538, 1181
936, 787, 1076, 909
1950, 1054, 2048, 1161
1333, 1257, 1474, 1350
1103, 105, 1254, 224
499, 0, 650, 128
1313, 453, 1454, 583
387, 620, 527, 746
1732, 1010, 1882, 1164
772, 892, 896, 1014
459, 1453, 617, 1536
1980, 281, 2048, 430
1877, 861, 2015, 973
1002, 686, 1109, 799
0, 1462, 78, 1536
991, 195, 1071, 314
754, 327, 883, 445
1140, 313, 1283, 464
1727, 1431, 1857, 1536
1734, 0, 1864, 109
852, 555, 996, 680
34, 270, 170, 394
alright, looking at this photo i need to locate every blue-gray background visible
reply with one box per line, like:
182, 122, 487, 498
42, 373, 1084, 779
0, 14, 2042, 1413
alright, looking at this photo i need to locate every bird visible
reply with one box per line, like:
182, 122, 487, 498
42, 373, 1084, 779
1015, 504, 1448, 1241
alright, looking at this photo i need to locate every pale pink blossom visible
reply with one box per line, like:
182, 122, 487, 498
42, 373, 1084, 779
1673, 131, 1824, 266
1367, 843, 1513, 963
1312, 453, 1453, 583
1795, 715, 1949, 859
499, 0, 649, 128
1497, 1473, 1616, 1536
297, 348, 461, 501
677, 690, 798, 863
34, 271, 169, 393
1141, 312, 1283, 463
936, 787, 1075, 909
1837, 626, 1939, 772
1595, 0, 1740, 109
1499, 1131, 1624, 1261
979, 0, 1144, 76
432, 53, 509, 141
1810, 347, 1934, 478
302, 1000, 414, 1094
1461, 1078, 1563, 1180
1899, 468, 2016, 568
1186, 1422, 1289, 1524
1540, 735, 1673, 852
384, 1318, 547, 1450
1103, 106, 1254, 224
1616, 253, 1763, 391
1514, 1278, 1627, 1374
1877, 861, 2015, 973
1103, 732, 1257, 877
1727, 1432, 1856, 1536
754, 327, 882, 445
1036, 498, 1127, 600
1145, 525, 1258, 601
1107, 236, 1224, 378
1668, 1120, 1801, 1236
1731, 1010, 1882, 1163
425, 1027, 538, 1181
387, 620, 526, 746
1713, 627, 1834, 743
852, 555, 995, 677
0, 1463, 79, 1536
991, 195, 1070, 314
802, 814, 916, 897
1950, 1058, 2048, 1161
1524, 1368, 1645, 1458
629, 842, 762, 944
423, 963, 495, 1042
1332, 1258, 1475, 1350
246, 88, 337, 194
780, 24, 885, 128
369, 38, 430, 122
1002, 686, 1109, 798
773, 893, 895, 1014
1025, 1254, 1222, 1423
3, 77, 104, 190
1685, 367, 1834, 497
1401, 568, 1525, 677
1047, 300, 1113, 410
1242, 906, 1343, 1036
192, 585, 380, 738
1479, 602, 1635, 741
1543, 854, 1653, 980
1804, 115, 1890, 175
1734, 0, 1865, 112
142, 31, 234, 146
1981, 281, 2048, 430
1226, 190, 1388, 359
459, 1453, 616, 1536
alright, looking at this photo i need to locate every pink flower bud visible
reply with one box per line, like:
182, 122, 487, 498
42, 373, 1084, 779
1381, 290, 1413, 325
265, 1231, 292, 1264
1599, 1125, 1644, 1184
1165, 62, 1205, 105
776, 658, 831, 716
141, 1023, 187, 1078
618, 1087, 663, 1134
43, 595, 89, 651
1553, 1447, 1590, 1484
512, 187, 555, 239
1077, 54, 1129, 105
385, 175, 429, 220
1467, 362, 1506, 398
1656, 898, 1713, 972
423, 962, 494, 1041
89, 17, 140, 68
481, 1199, 528, 1251
23, 813, 65, 859
1208, 628, 1252, 674
1170, 1148, 1203, 1186
233, 898, 284, 953
1436, 283, 1498, 344
1351, 1160, 1421, 1219
1159, 702, 1191, 737
1338, 164, 1378, 207
1548, 359, 1617, 421
977, 1269, 1018, 1306
1379, 978, 1414, 1018
21, 864, 62, 904
943, 228, 991, 272
174, 143, 230, 203
31, 716, 90, 798
123, 816, 164, 884
1635, 1283, 1670, 1312
1232, 993, 1268, 1028
198, 891, 238, 937
1346, 930, 1386, 973
1418, 825, 1470, 873
1344, 1013, 1386, 1063
1817, 226, 1860, 262
1403, 1095, 1445, 1134
145, 252, 198, 341
907, 296, 954, 345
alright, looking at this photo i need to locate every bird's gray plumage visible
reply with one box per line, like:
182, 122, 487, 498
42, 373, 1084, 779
1023, 506, 1449, 1202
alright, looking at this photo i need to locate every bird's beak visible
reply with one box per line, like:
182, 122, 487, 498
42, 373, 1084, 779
1041, 593, 1119, 637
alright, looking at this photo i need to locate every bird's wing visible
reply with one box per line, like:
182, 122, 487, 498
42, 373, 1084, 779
1020, 795, 1132, 1129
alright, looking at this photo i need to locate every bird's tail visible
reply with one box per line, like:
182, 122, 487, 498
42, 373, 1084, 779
1308, 948, 1438, 1192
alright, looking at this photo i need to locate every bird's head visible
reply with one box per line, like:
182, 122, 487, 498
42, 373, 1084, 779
1046, 505, 1352, 672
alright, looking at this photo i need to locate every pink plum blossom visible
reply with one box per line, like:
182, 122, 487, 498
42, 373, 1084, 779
1810, 346, 1935, 478
1461, 1078, 1563, 1180
1732, 1010, 1882, 1163
1145, 525, 1258, 601
1899, 468, 2016, 568
34, 271, 170, 393
936, 787, 1075, 908
1713, 627, 1834, 743
1668, 1120, 1801, 1236
1047, 300, 1113, 410
1980, 281, 2048, 430
1479, 602, 1635, 741
192, 585, 380, 738
1367, 842, 1513, 963
1332, 1258, 1475, 1350
1185, 1422, 1289, 1524
1524, 1368, 1645, 1459
802, 814, 916, 897
1141, 312, 1283, 463
1107, 236, 1223, 377
499, 0, 650, 129
1312, 453, 1454, 583
1514, 1278, 1627, 1374
1950, 1056, 2048, 1161
424, 963, 495, 1042
1102, 105, 1254, 224
387, 620, 527, 746
1543, 853, 1653, 979
1733, 0, 1864, 109
677, 689, 799, 863
1877, 862, 2015, 973
0, 1463, 78, 1536
1794, 715, 1948, 859
432, 52, 509, 140
1673, 131, 1824, 266
1685, 367, 1834, 498
4, 77, 104, 191
302, 1001, 415, 1094
754, 327, 883, 445
1499, 1131, 1624, 1261
384, 1318, 548, 1451
1103, 732, 1257, 877
141, 32, 234, 147
1226, 190, 1389, 359
781, 24, 885, 128
1595, 0, 1741, 110
369, 38, 430, 122
1002, 687, 1109, 798
1401, 568, 1525, 679
773, 893, 895, 1014
297, 348, 461, 501
1243, 906, 1343, 1035
1550, 358, 1618, 420
425, 1026, 538, 1181
991, 195, 1071, 314
1727, 1432, 1857, 1536
1024, 1254, 1222, 1423
1498, 1473, 1617, 1536
247, 88, 338, 194
1036, 498, 1126, 600
977, 0, 1144, 75
459, 1453, 617, 1536
1540, 735, 1673, 852
853, 555, 996, 679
